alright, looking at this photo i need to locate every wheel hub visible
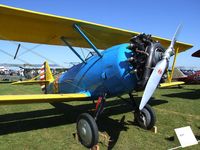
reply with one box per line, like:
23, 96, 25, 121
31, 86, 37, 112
139, 112, 147, 127
80, 126, 87, 135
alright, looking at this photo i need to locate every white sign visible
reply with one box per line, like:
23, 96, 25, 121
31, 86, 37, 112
175, 126, 198, 148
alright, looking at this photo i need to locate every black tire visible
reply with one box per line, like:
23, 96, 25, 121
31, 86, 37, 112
76, 113, 99, 148
134, 104, 156, 130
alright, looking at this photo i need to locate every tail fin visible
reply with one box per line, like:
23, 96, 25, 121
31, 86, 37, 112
12, 61, 54, 93
39, 61, 54, 92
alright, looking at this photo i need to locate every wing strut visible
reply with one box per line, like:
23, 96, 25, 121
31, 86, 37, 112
73, 24, 102, 57
14, 44, 21, 59
160, 47, 184, 87
169, 47, 179, 82
61, 36, 86, 63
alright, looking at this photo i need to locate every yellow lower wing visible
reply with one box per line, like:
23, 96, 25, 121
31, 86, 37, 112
0, 93, 90, 104
160, 81, 185, 88
12, 80, 49, 85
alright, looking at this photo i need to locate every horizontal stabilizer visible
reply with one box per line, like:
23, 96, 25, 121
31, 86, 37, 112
12, 61, 54, 94
0, 93, 90, 104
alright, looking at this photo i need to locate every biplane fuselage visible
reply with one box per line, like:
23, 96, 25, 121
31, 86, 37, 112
47, 44, 137, 98
0, 5, 194, 148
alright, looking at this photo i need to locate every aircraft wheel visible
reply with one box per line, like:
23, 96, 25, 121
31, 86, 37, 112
134, 104, 156, 130
76, 113, 99, 148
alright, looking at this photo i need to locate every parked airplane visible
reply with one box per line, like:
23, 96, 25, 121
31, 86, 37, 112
0, 5, 193, 148
173, 50, 200, 84
172, 68, 200, 84
192, 49, 200, 58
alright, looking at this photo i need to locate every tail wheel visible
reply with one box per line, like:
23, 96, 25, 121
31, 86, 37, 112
76, 113, 99, 148
134, 104, 156, 130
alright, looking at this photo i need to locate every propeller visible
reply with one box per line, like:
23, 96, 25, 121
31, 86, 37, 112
139, 25, 182, 110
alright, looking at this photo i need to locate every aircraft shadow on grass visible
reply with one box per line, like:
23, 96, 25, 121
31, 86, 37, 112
163, 89, 200, 100
0, 97, 168, 149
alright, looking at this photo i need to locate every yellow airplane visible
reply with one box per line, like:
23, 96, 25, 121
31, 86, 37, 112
0, 5, 192, 148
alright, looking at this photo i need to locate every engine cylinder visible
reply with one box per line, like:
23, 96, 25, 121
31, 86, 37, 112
140, 42, 165, 88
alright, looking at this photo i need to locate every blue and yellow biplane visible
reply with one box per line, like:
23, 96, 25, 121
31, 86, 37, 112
0, 5, 193, 148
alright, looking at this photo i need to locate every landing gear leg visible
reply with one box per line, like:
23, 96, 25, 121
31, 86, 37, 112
94, 95, 106, 120
76, 94, 106, 148
129, 93, 137, 109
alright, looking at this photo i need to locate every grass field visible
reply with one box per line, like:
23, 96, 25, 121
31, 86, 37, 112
0, 83, 199, 150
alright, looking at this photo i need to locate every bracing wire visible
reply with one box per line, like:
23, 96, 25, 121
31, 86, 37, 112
0, 48, 30, 64
0, 35, 65, 67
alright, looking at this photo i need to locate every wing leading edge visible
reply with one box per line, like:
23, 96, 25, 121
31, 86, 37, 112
0, 4, 193, 52
0, 93, 90, 104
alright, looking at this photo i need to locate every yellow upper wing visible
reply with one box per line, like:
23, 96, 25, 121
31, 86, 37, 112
0, 4, 192, 52
0, 93, 89, 104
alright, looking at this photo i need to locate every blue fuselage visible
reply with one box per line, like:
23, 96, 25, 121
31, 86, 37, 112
47, 44, 137, 98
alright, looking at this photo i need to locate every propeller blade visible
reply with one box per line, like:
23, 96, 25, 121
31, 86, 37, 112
139, 59, 167, 110
169, 24, 182, 49
139, 25, 182, 110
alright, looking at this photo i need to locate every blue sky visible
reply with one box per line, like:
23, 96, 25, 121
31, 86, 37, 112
0, 0, 200, 69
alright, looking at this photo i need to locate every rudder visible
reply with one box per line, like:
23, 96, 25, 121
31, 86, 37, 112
39, 61, 54, 92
